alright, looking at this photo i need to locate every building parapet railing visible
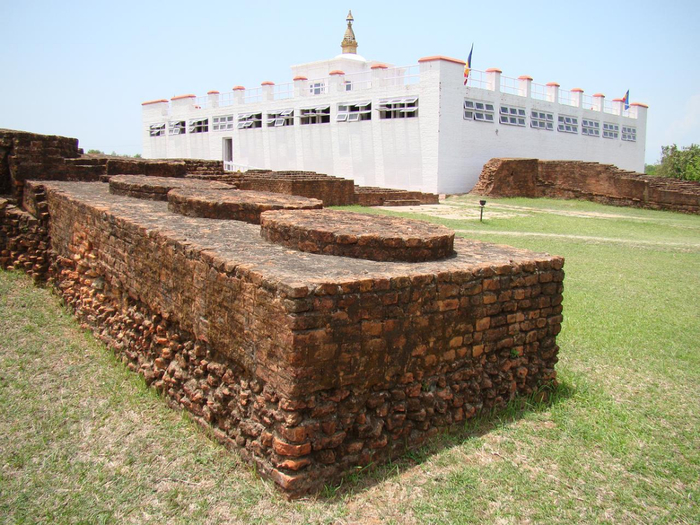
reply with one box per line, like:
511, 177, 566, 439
465, 68, 488, 90
148, 61, 641, 121
384, 65, 420, 87
558, 88, 575, 107
581, 93, 595, 110
530, 81, 548, 102
244, 87, 263, 104
273, 82, 294, 100
500, 74, 520, 96
220, 92, 235, 107
194, 95, 209, 109
343, 70, 372, 91
223, 161, 260, 172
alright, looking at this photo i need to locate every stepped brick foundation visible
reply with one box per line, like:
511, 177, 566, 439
0, 131, 570, 496
109, 175, 233, 201
261, 209, 454, 261
168, 188, 323, 223
0, 179, 564, 497
353, 186, 440, 206
472, 158, 700, 214
239, 171, 356, 207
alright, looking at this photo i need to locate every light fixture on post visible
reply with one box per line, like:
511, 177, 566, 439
479, 200, 486, 222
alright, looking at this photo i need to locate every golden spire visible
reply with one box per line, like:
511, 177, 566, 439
341, 10, 358, 54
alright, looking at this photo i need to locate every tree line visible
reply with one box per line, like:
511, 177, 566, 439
645, 144, 700, 182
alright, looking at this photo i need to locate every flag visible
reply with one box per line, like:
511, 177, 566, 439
464, 44, 473, 86
622, 89, 630, 110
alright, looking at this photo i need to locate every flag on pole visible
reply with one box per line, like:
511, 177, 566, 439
464, 44, 473, 86
622, 90, 630, 110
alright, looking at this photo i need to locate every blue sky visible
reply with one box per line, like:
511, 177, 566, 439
2, 0, 698, 164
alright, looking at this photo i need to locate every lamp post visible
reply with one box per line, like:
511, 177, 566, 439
479, 200, 486, 222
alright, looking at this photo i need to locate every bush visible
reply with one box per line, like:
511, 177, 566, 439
655, 144, 700, 182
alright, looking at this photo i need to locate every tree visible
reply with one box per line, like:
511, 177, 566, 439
655, 144, 700, 182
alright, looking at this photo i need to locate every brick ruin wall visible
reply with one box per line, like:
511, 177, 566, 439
0, 129, 82, 195
239, 171, 356, 207
1, 176, 564, 497
471, 158, 700, 214
353, 186, 440, 206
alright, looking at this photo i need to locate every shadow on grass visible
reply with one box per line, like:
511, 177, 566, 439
315, 380, 577, 501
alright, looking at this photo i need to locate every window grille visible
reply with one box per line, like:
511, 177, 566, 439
266, 109, 294, 127
557, 115, 578, 134
149, 123, 165, 137
188, 118, 209, 134
237, 113, 263, 129
464, 100, 495, 122
336, 101, 372, 122
309, 82, 326, 95
212, 115, 234, 131
582, 119, 600, 137
622, 126, 637, 142
299, 106, 330, 125
168, 121, 186, 135
530, 110, 554, 130
378, 97, 418, 119
603, 122, 619, 139
499, 105, 526, 126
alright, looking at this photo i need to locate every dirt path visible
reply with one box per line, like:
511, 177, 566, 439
455, 229, 700, 250
385, 201, 698, 226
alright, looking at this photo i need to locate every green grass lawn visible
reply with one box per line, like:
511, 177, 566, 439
1, 196, 699, 524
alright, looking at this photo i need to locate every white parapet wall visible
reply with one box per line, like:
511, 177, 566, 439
142, 57, 647, 195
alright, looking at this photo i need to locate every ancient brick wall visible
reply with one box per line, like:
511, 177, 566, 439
239, 172, 356, 207
353, 186, 440, 206
0, 132, 566, 496
180, 158, 226, 176
0, 129, 82, 196
0, 180, 565, 496
0, 197, 51, 282
472, 158, 700, 214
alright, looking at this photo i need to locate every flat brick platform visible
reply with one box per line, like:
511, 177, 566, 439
3, 179, 565, 498
260, 209, 455, 262
353, 185, 440, 206
109, 175, 233, 201
239, 170, 355, 206
168, 188, 323, 224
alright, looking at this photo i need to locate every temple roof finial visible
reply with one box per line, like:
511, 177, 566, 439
341, 10, 358, 54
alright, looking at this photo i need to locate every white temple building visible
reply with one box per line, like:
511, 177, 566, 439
141, 11, 648, 194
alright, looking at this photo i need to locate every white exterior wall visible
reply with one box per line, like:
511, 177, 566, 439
142, 57, 647, 195
143, 64, 432, 189
435, 63, 647, 193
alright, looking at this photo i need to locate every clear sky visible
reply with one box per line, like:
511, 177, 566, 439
2, 0, 698, 165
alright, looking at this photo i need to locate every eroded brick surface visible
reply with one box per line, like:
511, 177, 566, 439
472, 158, 700, 214
239, 170, 356, 206
0, 130, 568, 498
109, 175, 234, 201
168, 188, 323, 223
0, 181, 566, 497
260, 209, 454, 261
354, 185, 439, 206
